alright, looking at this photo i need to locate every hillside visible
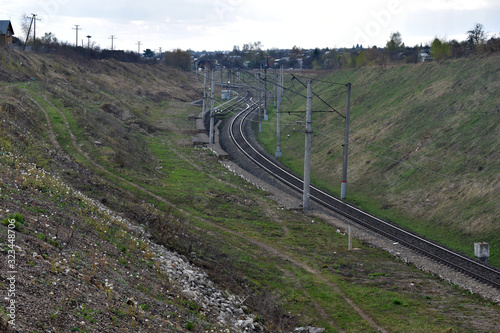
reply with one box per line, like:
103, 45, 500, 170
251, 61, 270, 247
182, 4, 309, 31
258, 54, 500, 267
1, 49, 499, 333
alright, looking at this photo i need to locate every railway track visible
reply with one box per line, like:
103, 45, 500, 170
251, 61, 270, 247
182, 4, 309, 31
222, 91, 500, 291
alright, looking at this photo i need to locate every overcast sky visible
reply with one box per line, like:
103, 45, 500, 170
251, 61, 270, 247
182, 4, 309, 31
2, 0, 499, 52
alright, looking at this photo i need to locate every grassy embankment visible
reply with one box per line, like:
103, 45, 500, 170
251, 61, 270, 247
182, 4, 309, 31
258, 55, 500, 267
0, 49, 499, 332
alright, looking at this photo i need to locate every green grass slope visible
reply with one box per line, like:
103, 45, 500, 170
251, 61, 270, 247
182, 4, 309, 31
258, 54, 500, 267
1, 49, 499, 332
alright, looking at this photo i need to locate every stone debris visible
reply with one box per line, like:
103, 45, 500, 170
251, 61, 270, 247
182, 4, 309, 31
81, 195, 263, 331
150, 244, 261, 331
295, 327, 326, 333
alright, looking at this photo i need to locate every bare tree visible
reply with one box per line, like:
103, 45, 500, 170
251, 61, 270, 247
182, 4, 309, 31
467, 23, 487, 46
40, 32, 58, 47
20, 14, 32, 43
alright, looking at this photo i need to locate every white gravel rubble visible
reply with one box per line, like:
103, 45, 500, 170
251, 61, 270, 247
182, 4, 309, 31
77, 193, 263, 332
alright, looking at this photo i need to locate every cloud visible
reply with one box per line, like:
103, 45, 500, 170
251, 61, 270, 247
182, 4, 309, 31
415, 0, 490, 11
3, 0, 499, 51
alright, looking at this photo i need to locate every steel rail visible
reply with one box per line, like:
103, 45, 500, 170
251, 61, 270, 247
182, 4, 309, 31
226, 102, 500, 290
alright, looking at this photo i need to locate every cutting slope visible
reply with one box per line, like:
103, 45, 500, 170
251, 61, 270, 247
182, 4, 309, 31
258, 54, 500, 266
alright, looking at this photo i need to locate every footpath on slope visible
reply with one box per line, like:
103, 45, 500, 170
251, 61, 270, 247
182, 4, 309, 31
24, 92, 265, 331
33, 86, 383, 331
29, 91, 343, 332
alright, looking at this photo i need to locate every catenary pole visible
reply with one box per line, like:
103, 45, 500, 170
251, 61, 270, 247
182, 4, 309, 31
341, 83, 351, 200
256, 73, 262, 133
303, 80, 313, 211
202, 67, 207, 116
273, 68, 277, 107
275, 65, 282, 157
209, 69, 215, 144
264, 66, 268, 121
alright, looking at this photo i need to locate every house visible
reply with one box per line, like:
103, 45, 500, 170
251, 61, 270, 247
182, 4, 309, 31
419, 52, 432, 62
0, 20, 14, 47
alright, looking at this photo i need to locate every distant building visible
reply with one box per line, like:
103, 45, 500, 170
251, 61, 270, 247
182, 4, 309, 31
0, 20, 14, 48
419, 52, 432, 62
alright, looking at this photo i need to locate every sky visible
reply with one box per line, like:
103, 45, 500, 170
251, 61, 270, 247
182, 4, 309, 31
1, 0, 499, 53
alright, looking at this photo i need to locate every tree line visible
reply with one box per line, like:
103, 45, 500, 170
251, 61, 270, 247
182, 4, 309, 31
208, 23, 500, 70
9, 22, 498, 71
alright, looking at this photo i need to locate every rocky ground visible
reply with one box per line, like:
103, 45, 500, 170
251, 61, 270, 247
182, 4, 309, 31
0, 152, 254, 332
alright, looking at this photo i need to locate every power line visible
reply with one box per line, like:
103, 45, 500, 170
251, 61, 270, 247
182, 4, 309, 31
291, 74, 345, 118
288, 74, 348, 87
308, 127, 498, 190
233, 66, 308, 99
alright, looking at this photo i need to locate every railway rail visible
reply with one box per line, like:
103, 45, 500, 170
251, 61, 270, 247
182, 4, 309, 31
221, 90, 500, 291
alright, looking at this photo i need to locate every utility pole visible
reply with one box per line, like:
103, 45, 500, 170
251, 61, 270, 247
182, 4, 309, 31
209, 69, 215, 144
303, 80, 313, 211
86, 35, 92, 48
73, 25, 82, 47
136, 41, 142, 54
109, 35, 116, 50
28, 14, 41, 51
341, 83, 352, 200
275, 65, 282, 157
33, 14, 40, 51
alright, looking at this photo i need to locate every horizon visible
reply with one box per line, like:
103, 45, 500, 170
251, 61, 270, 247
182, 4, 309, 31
1, 0, 499, 53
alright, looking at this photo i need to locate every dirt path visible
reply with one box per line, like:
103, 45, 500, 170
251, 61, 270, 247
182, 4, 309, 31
27, 95, 61, 150
35, 94, 388, 332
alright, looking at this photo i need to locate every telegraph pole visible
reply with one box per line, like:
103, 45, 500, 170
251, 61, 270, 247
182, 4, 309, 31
136, 41, 142, 54
341, 83, 352, 200
303, 81, 313, 211
109, 35, 116, 50
32, 14, 41, 51
86, 35, 92, 48
73, 25, 81, 47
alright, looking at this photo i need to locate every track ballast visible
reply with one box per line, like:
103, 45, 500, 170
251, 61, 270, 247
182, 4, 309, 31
224, 95, 500, 291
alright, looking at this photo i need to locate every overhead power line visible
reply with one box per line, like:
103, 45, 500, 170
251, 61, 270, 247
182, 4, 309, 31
291, 74, 345, 118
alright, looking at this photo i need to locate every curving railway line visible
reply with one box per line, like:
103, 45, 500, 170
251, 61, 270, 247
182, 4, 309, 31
222, 90, 500, 291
